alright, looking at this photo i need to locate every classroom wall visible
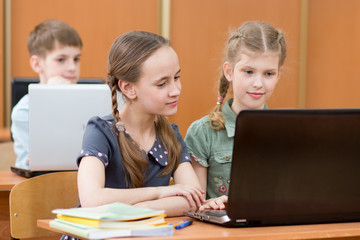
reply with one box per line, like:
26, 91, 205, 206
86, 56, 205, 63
169, 0, 300, 133
11, 0, 159, 78
1, 0, 360, 137
0, 0, 4, 129
307, 0, 360, 108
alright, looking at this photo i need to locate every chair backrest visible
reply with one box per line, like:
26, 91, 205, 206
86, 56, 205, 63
9, 171, 79, 239
11, 78, 39, 110
11, 77, 105, 109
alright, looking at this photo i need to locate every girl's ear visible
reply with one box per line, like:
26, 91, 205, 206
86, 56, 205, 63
29, 55, 43, 73
223, 61, 233, 82
118, 80, 136, 100
278, 66, 283, 80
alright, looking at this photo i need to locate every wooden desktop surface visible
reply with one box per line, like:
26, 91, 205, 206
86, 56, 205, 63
38, 217, 360, 240
0, 170, 26, 190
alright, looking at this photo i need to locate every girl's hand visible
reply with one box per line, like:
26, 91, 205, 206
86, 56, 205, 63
156, 184, 205, 209
199, 195, 228, 211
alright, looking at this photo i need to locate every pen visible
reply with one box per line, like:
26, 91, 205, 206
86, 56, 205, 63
171, 219, 193, 229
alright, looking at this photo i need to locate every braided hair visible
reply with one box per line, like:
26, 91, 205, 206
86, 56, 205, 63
107, 31, 181, 188
209, 21, 287, 130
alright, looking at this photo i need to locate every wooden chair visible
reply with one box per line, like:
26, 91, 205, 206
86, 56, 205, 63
9, 171, 79, 239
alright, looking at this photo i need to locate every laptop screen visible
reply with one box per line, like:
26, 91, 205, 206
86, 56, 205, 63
227, 109, 360, 225
28, 84, 114, 171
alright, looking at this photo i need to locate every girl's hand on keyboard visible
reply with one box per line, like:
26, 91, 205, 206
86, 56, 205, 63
199, 195, 228, 211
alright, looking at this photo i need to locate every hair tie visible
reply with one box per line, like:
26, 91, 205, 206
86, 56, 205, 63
116, 122, 125, 132
229, 33, 245, 42
217, 96, 224, 105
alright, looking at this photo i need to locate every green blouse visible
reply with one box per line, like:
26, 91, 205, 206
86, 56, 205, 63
185, 99, 267, 199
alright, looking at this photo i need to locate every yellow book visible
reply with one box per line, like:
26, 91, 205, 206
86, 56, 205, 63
56, 214, 167, 229
50, 219, 173, 239
52, 202, 166, 221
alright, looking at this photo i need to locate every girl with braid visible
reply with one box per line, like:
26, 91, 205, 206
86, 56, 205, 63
185, 21, 287, 210
76, 31, 205, 216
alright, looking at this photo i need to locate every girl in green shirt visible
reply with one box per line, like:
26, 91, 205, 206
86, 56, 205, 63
185, 21, 287, 210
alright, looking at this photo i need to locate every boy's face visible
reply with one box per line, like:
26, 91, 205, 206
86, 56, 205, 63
32, 42, 81, 84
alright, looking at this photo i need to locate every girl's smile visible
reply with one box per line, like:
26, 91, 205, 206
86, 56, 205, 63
224, 50, 281, 114
167, 100, 179, 106
247, 92, 265, 99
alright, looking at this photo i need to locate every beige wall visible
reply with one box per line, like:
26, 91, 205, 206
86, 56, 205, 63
0, 0, 3, 128
307, 0, 360, 108
170, 0, 301, 134
11, 0, 159, 78
1, 0, 360, 136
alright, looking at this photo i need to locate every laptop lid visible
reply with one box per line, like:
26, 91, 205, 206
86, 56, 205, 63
28, 84, 113, 171
188, 109, 360, 227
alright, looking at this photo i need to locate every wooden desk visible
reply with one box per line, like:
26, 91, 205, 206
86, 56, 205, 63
0, 170, 25, 190
0, 170, 26, 239
38, 217, 360, 240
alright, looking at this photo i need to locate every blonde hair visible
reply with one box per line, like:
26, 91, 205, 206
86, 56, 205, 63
27, 19, 82, 57
209, 21, 287, 130
107, 31, 181, 188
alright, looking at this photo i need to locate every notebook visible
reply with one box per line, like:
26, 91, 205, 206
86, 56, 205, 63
11, 84, 115, 178
186, 108, 360, 227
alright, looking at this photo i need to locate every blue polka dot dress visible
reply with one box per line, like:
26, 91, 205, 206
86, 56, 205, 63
61, 115, 191, 240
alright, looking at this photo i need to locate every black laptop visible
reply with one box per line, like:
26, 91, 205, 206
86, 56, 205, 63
186, 109, 360, 227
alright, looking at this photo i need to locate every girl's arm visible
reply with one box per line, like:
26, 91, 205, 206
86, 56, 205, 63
192, 157, 208, 196
78, 157, 205, 215
134, 162, 206, 216
192, 156, 228, 211
78, 156, 160, 207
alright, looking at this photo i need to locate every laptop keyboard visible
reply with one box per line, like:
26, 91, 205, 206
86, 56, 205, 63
203, 210, 227, 217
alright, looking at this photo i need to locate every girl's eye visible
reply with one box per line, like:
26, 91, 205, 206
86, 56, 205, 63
74, 57, 80, 62
157, 82, 166, 87
174, 75, 180, 81
57, 58, 65, 63
244, 70, 253, 74
265, 72, 275, 77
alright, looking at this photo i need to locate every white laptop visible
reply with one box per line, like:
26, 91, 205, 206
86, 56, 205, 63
11, 84, 115, 177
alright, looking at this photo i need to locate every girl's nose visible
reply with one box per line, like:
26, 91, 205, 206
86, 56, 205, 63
169, 80, 181, 96
252, 74, 263, 89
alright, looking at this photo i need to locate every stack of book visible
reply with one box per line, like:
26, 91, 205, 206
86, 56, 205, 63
49, 202, 174, 239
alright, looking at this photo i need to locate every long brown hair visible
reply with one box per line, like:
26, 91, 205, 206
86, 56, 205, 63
107, 31, 181, 188
209, 21, 287, 130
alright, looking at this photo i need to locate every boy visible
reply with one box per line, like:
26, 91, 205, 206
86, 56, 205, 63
11, 19, 83, 169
